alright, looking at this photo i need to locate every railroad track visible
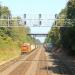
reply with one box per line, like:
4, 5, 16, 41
36, 47, 49, 75
0, 47, 39, 73
9, 47, 41, 75
0, 46, 73, 75
36, 49, 74, 75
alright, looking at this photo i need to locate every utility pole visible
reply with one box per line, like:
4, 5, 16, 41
0, 2, 1, 19
55, 14, 61, 40
24, 14, 26, 25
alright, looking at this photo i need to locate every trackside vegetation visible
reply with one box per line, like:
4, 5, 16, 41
0, 5, 36, 62
45, 0, 75, 55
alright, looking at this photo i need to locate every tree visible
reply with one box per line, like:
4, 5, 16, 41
45, 0, 75, 55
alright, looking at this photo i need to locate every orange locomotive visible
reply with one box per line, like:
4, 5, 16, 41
21, 43, 31, 53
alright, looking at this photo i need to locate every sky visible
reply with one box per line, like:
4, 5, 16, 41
0, 0, 68, 43
1, 0, 68, 17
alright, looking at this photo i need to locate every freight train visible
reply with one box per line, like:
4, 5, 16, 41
21, 43, 37, 54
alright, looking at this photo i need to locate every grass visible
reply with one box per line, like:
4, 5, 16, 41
0, 49, 20, 62
0, 36, 21, 63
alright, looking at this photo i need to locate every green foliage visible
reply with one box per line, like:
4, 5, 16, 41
0, 5, 36, 62
45, 0, 75, 55
60, 27, 75, 55
67, 0, 75, 19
